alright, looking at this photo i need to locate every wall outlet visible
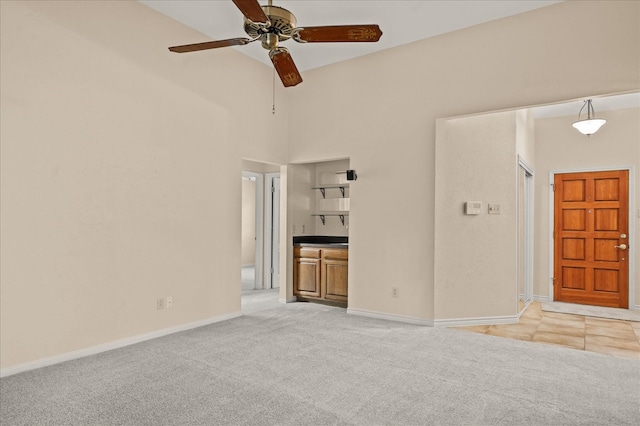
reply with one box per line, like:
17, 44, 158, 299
156, 297, 165, 310
488, 204, 501, 214
392, 287, 399, 298
166, 296, 173, 309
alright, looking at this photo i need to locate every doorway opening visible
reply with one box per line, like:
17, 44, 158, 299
241, 161, 281, 293
241, 171, 263, 290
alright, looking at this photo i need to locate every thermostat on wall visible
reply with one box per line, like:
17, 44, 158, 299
465, 201, 482, 215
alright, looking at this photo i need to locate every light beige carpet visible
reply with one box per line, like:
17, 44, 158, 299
2, 298, 639, 425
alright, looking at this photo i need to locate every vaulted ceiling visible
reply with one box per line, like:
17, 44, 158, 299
140, 0, 638, 115
140, 0, 560, 72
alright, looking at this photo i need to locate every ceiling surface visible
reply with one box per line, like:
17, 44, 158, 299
140, 0, 561, 72
139, 0, 638, 115
532, 93, 640, 119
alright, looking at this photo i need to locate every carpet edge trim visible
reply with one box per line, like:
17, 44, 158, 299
540, 302, 640, 321
434, 315, 519, 327
347, 307, 434, 326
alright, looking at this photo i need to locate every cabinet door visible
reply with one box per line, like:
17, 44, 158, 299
293, 258, 321, 297
322, 249, 348, 302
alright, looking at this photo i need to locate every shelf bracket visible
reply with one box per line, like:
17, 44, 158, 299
339, 186, 345, 198
312, 214, 348, 226
319, 188, 326, 198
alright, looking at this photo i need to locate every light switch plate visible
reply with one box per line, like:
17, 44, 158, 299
488, 204, 501, 214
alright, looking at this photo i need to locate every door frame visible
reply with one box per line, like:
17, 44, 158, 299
518, 156, 534, 315
264, 172, 281, 289
548, 166, 636, 308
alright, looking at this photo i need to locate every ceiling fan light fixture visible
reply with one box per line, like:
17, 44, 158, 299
572, 99, 606, 136
572, 118, 607, 136
262, 33, 279, 50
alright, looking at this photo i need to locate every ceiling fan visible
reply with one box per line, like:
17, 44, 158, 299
168, 0, 383, 87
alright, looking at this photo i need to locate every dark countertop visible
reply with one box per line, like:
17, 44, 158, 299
293, 235, 348, 246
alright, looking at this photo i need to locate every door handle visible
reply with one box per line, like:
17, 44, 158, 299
614, 244, 627, 250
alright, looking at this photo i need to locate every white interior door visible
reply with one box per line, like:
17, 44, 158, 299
270, 176, 281, 288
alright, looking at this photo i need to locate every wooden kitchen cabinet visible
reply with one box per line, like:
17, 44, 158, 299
293, 247, 321, 297
294, 245, 348, 307
322, 248, 348, 303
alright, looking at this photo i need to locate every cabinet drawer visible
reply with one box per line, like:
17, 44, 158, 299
322, 248, 348, 260
294, 247, 321, 259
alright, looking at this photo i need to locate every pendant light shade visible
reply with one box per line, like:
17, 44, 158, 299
572, 99, 606, 136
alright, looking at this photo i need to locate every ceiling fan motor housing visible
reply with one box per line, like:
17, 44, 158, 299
244, 5, 297, 50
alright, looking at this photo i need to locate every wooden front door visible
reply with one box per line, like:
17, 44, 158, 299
554, 170, 629, 308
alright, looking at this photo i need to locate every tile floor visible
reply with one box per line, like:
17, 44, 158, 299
455, 302, 640, 360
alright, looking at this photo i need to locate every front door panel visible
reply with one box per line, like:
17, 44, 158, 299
554, 170, 629, 308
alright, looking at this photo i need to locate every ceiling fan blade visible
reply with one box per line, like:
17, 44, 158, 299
232, 0, 269, 24
168, 38, 253, 53
269, 48, 303, 88
293, 25, 382, 43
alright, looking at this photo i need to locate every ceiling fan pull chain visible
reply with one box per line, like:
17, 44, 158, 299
272, 67, 276, 115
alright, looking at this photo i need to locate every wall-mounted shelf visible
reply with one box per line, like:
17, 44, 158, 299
312, 214, 348, 226
312, 185, 348, 198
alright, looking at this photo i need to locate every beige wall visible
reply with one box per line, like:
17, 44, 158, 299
433, 108, 535, 322
435, 112, 518, 320
242, 159, 280, 175
516, 109, 536, 168
288, 164, 317, 237
0, 1, 287, 369
533, 107, 640, 307
287, 1, 639, 321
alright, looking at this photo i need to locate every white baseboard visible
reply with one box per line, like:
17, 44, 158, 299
280, 296, 297, 304
434, 315, 519, 328
0, 311, 241, 378
347, 307, 434, 326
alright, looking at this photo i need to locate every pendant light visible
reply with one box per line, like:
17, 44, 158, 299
572, 99, 606, 136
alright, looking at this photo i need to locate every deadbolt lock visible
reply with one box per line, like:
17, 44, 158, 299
620, 233, 627, 239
